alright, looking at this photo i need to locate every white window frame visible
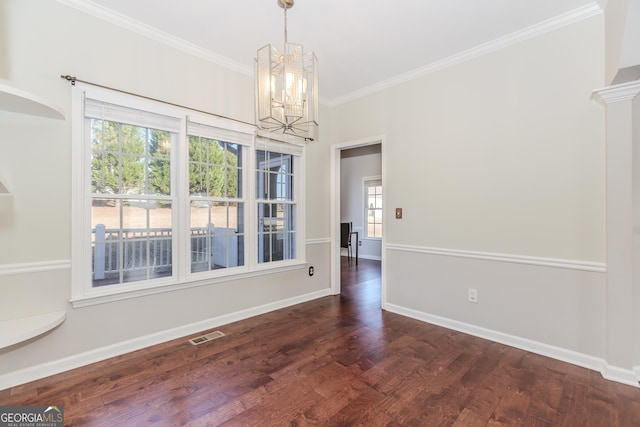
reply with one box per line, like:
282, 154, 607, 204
252, 137, 305, 271
186, 117, 250, 277
70, 84, 306, 307
363, 176, 382, 240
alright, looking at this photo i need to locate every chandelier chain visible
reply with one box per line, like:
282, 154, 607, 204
284, 6, 288, 45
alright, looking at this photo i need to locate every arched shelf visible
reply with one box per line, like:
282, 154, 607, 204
0, 83, 65, 120
0, 311, 67, 349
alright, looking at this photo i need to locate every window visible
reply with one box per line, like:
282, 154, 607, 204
364, 178, 382, 239
90, 121, 174, 287
71, 84, 305, 305
188, 124, 245, 272
256, 150, 296, 263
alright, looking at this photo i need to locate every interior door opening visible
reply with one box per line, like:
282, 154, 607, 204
332, 137, 385, 307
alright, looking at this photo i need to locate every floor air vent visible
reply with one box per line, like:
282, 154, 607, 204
189, 331, 225, 345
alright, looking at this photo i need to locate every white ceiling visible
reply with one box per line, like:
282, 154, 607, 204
67, 0, 600, 105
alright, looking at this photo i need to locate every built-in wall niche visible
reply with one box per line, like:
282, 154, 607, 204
0, 83, 66, 346
0, 82, 65, 199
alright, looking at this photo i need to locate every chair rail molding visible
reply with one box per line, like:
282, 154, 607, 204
0, 260, 71, 276
386, 244, 606, 273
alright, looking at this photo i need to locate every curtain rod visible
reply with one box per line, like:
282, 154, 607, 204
60, 74, 255, 129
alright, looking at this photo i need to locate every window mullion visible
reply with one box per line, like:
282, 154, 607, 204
176, 127, 189, 283
247, 145, 257, 269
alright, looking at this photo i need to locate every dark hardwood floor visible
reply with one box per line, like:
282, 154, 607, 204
2, 257, 640, 426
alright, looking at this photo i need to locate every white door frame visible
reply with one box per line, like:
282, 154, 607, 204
330, 134, 387, 308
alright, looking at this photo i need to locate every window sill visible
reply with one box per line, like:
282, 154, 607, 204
70, 261, 308, 308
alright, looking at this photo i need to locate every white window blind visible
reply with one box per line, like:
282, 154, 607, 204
255, 136, 303, 157
187, 119, 253, 146
84, 98, 182, 133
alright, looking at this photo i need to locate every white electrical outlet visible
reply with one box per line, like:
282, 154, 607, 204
468, 288, 478, 303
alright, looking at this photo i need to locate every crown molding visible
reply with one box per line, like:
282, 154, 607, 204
56, 0, 253, 77
56, 0, 602, 108
591, 80, 640, 105
328, 2, 603, 107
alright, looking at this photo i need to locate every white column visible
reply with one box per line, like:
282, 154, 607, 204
592, 81, 640, 377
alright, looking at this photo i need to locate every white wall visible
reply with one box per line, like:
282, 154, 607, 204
306, 104, 332, 241
605, 0, 631, 83
340, 146, 382, 260
333, 17, 605, 261
604, 0, 640, 84
0, 0, 331, 387
330, 14, 616, 375
634, 93, 640, 369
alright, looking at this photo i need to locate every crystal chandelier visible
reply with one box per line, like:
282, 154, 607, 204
255, 0, 318, 140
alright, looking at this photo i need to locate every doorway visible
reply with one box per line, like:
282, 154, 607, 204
331, 135, 386, 308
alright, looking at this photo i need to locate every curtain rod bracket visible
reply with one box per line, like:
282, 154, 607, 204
60, 75, 77, 85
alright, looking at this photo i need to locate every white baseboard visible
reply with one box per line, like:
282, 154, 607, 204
601, 363, 640, 386
358, 254, 381, 261
385, 303, 639, 388
0, 288, 331, 391
339, 251, 381, 261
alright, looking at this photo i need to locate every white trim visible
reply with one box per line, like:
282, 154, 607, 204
385, 303, 639, 388
0, 288, 330, 391
591, 80, 640, 105
0, 260, 70, 276
328, 3, 602, 106
306, 238, 331, 245
358, 254, 382, 262
362, 175, 383, 240
600, 364, 640, 387
56, 0, 252, 76
55, 1, 601, 107
331, 135, 387, 303
71, 262, 307, 308
70, 83, 86, 301
386, 244, 606, 273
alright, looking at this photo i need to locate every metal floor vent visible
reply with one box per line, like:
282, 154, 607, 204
189, 330, 225, 345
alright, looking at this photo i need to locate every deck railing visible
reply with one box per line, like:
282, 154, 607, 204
92, 224, 233, 281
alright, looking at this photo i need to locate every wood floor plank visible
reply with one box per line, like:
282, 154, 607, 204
2, 257, 639, 426
487, 388, 530, 426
